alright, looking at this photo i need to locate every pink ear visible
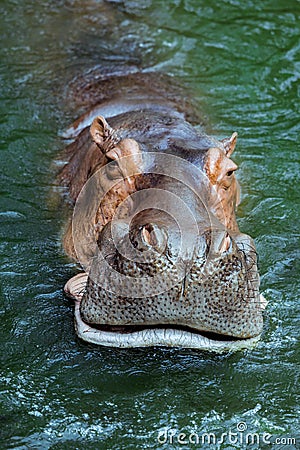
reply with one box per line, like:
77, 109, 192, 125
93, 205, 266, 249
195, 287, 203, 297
90, 116, 112, 147
221, 132, 238, 157
90, 115, 119, 155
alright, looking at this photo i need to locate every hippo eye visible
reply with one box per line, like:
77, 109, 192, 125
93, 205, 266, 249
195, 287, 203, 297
105, 160, 122, 179
222, 166, 237, 189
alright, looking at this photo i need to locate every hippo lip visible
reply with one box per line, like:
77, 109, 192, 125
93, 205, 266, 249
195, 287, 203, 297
65, 273, 264, 352
74, 303, 261, 352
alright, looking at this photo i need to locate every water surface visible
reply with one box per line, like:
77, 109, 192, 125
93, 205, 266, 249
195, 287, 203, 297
0, 1, 299, 448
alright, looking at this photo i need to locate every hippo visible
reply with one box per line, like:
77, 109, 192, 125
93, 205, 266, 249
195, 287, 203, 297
59, 69, 266, 351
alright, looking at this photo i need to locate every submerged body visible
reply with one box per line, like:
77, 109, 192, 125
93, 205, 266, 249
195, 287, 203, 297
59, 69, 265, 350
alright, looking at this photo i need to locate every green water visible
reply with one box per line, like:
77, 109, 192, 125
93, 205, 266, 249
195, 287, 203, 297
1, 1, 299, 449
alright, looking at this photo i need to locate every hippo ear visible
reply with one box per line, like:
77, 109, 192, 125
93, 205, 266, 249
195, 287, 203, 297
90, 115, 110, 147
90, 115, 118, 155
90, 115, 140, 160
221, 132, 238, 157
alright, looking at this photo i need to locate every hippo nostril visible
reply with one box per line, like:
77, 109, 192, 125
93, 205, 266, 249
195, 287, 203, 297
142, 225, 155, 246
219, 233, 231, 254
211, 231, 231, 255
141, 223, 167, 253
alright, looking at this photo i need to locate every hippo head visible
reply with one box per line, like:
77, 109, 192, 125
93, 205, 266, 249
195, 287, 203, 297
66, 113, 265, 351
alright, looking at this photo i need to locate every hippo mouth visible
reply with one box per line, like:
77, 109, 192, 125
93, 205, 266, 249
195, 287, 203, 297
65, 273, 266, 352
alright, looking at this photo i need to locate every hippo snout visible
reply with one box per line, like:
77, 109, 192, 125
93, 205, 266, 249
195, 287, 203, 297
77, 216, 263, 341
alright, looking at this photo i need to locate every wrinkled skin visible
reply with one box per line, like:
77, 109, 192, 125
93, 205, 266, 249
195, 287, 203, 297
59, 70, 265, 350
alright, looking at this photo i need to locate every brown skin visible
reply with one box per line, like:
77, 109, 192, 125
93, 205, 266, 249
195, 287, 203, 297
59, 116, 143, 260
